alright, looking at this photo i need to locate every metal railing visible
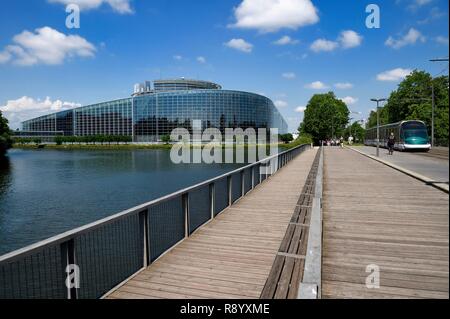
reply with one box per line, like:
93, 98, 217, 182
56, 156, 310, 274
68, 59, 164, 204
0, 144, 310, 299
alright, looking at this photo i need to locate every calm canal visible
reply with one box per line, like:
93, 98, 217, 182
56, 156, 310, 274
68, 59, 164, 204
0, 148, 245, 255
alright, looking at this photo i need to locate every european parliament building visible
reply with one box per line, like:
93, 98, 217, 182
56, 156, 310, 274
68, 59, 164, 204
22, 79, 288, 142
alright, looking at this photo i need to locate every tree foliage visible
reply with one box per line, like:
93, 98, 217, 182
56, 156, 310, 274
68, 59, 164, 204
16, 135, 133, 146
367, 70, 449, 141
344, 121, 365, 143
161, 135, 171, 144
279, 133, 294, 144
300, 92, 350, 143
0, 111, 12, 156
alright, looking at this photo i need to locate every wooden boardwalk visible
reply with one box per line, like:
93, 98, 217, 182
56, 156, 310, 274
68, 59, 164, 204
107, 148, 318, 299
322, 148, 449, 299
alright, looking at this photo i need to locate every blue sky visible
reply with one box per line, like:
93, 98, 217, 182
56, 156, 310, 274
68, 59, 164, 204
0, 0, 448, 131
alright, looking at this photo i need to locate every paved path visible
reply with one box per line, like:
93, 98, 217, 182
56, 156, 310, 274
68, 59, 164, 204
107, 148, 318, 299
322, 148, 449, 299
354, 146, 448, 184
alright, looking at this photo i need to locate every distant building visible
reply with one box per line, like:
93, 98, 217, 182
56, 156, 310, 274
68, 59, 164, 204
22, 78, 288, 142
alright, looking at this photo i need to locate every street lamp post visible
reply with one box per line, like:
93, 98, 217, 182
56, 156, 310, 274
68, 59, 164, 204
431, 84, 435, 147
371, 98, 387, 157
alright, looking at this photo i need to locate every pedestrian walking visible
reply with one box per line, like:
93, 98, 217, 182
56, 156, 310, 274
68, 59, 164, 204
388, 132, 395, 155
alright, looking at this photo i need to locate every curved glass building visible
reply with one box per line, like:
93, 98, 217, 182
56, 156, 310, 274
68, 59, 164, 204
22, 79, 288, 142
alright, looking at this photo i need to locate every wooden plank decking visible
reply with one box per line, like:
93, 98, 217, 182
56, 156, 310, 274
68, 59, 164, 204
107, 148, 318, 299
322, 148, 449, 299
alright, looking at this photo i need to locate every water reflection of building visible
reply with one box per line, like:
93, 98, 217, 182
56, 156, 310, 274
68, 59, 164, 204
22, 79, 288, 142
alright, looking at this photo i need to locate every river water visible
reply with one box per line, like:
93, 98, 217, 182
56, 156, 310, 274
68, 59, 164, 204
0, 148, 245, 255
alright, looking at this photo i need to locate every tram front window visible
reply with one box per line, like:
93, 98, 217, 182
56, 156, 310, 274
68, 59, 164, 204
403, 129, 428, 139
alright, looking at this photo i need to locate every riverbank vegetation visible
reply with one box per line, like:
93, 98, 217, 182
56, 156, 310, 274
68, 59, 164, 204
0, 111, 12, 157
13, 132, 310, 151
279, 134, 313, 149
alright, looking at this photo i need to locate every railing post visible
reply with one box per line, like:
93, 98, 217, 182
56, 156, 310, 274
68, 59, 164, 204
139, 210, 149, 267
210, 183, 215, 220
260, 163, 263, 184
182, 193, 190, 237
251, 165, 255, 190
60, 239, 78, 300
227, 176, 232, 206
241, 170, 245, 196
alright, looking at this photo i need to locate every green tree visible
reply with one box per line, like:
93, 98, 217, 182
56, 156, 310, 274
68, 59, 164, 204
279, 134, 294, 144
161, 134, 171, 144
300, 92, 350, 143
55, 136, 64, 145
345, 122, 365, 143
0, 111, 12, 156
366, 107, 389, 128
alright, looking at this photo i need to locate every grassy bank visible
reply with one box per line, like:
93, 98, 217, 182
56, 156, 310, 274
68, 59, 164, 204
279, 136, 314, 150
13, 143, 285, 151
13, 143, 174, 151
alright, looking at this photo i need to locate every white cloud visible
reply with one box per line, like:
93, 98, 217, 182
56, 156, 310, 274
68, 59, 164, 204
224, 38, 253, 53
408, 0, 433, 10
435, 36, 449, 45
295, 106, 307, 113
310, 30, 362, 52
418, 7, 446, 24
282, 72, 296, 79
48, 0, 133, 14
310, 39, 339, 52
273, 35, 299, 45
377, 68, 412, 81
0, 27, 96, 66
274, 100, 288, 108
173, 55, 183, 61
385, 28, 426, 49
229, 0, 319, 33
340, 96, 358, 105
305, 81, 329, 90
334, 82, 354, 89
338, 30, 363, 49
415, 0, 433, 5
0, 96, 81, 129
197, 56, 207, 64
0, 51, 11, 64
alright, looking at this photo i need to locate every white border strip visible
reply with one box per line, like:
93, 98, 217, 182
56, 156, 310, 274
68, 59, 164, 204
298, 146, 323, 299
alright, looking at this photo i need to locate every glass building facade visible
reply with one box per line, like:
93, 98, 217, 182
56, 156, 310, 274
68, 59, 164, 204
22, 79, 288, 142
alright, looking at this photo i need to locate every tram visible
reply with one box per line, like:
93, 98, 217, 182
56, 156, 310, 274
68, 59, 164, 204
365, 120, 431, 151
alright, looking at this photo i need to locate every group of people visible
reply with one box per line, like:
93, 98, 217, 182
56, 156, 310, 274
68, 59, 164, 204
324, 137, 345, 148
323, 132, 396, 155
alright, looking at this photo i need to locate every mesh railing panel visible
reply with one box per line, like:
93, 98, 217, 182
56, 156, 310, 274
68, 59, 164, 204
253, 165, 261, 187
231, 172, 242, 203
189, 186, 211, 234
75, 214, 143, 299
260, 162, 268, 182
214, 178, 228, 216
0, 245, 65, 299
244, 168, 252, 194
148, 197, 184, 262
